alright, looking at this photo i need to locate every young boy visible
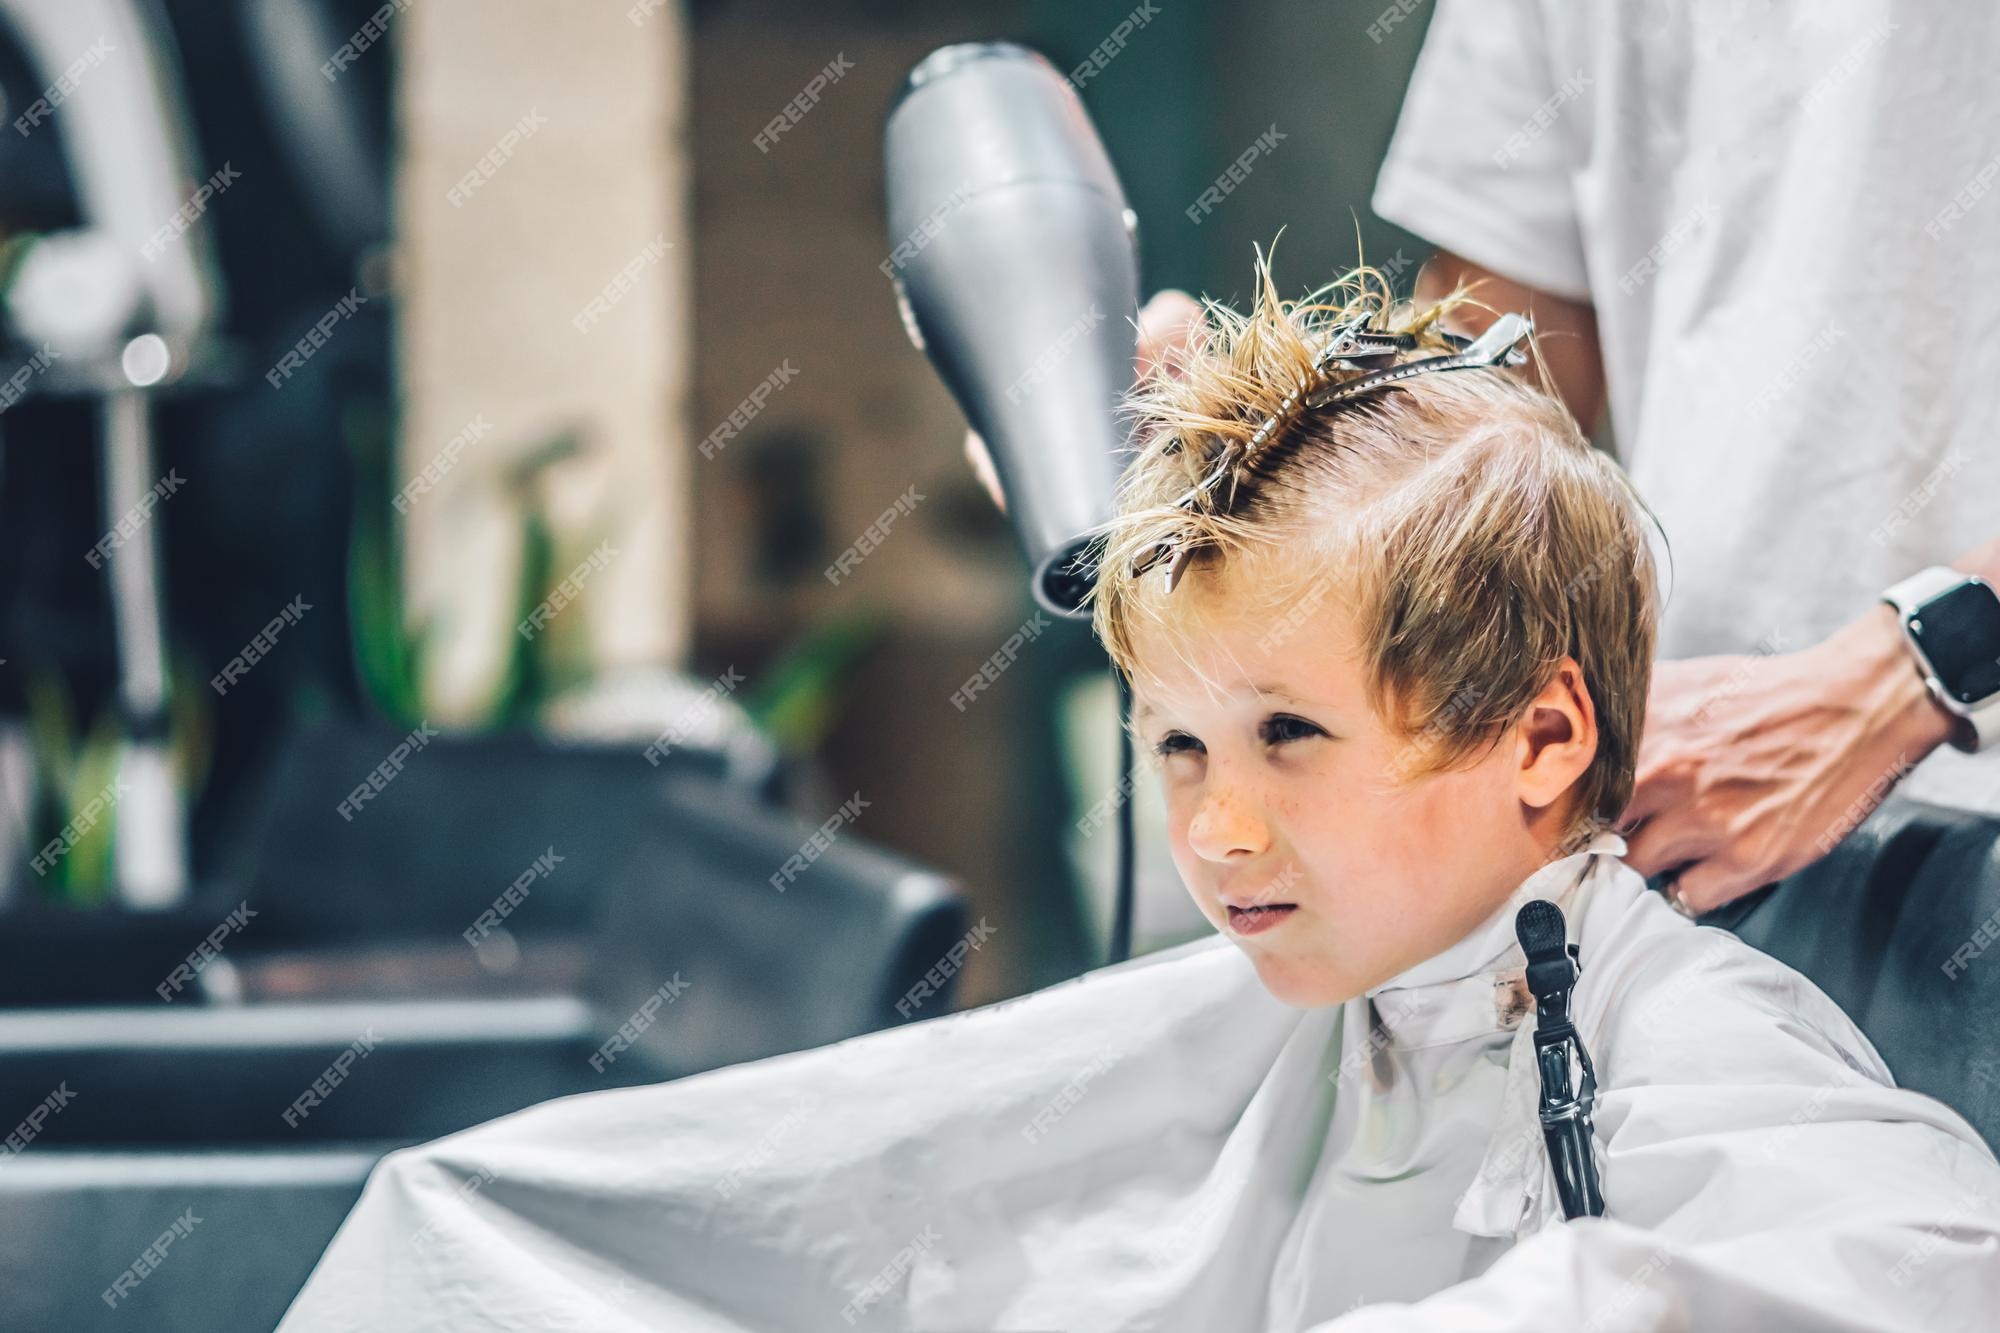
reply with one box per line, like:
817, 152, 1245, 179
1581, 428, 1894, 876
280, 258, 2000, 1332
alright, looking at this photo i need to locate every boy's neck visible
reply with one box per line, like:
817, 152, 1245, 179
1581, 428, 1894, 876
1367, 821, 1625, 998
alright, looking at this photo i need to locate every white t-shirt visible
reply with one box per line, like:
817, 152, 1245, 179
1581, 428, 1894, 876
1373, 0, 2000, 814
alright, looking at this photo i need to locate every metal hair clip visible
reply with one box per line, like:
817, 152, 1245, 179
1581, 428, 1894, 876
1129, 311, 1535, 593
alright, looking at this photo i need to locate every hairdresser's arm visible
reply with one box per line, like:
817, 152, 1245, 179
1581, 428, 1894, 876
1413, 249, 1607, 435
1620, 536, 2000, 913
963, 289, 1207, 516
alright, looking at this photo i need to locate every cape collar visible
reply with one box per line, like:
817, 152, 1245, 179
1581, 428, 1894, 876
1360, 828, 1629, 1050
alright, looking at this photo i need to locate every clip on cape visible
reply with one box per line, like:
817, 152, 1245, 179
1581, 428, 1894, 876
1515, 897, 1606, 1220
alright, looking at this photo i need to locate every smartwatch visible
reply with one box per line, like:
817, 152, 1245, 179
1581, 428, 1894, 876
1880, 565, 2000, 754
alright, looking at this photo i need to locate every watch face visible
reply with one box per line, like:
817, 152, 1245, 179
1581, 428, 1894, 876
1910, 581, 2000, 705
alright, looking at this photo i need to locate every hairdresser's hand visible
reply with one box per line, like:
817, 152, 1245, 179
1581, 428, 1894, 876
964, 288, 1206, 515
1618, 604, 1961, 915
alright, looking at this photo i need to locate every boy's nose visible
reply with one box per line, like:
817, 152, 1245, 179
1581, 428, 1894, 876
1186, 782, 1272, 862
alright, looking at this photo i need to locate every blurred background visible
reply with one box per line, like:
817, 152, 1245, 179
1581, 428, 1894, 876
0, 1, 1438, 1325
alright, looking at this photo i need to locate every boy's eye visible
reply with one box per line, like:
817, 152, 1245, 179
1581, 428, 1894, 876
1150, 715, 1324, 759
1262, 714, 1325, 745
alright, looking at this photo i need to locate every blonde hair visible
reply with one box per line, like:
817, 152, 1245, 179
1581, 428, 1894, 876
1085, 244, 1666, 839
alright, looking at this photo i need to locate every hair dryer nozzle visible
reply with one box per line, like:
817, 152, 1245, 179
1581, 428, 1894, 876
884, 42, 1142, 619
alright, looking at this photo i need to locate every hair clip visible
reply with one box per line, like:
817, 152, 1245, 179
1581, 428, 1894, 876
1129, 312, 1534, 593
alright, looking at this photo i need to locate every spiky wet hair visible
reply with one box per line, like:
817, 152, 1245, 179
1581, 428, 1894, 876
1083, 243, 1666, 839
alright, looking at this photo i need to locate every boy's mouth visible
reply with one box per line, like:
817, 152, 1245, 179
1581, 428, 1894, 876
1226, 904, 1298, 936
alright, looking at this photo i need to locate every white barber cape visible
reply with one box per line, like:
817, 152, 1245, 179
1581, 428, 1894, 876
280, 831, 2000, 1331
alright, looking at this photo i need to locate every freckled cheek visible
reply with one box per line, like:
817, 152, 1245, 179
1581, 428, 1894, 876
1262, 787, 1305, 823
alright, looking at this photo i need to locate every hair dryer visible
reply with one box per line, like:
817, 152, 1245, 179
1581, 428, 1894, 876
883, 41, 1142, 620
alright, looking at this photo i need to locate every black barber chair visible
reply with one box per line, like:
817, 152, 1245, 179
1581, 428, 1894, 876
1686, 796, 2000, 1149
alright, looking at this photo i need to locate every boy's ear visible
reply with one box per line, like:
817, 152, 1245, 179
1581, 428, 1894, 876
1515, 656, 1597, 813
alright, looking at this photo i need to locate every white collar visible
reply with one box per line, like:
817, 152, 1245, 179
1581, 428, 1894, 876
1361, 827, 1630, 1041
